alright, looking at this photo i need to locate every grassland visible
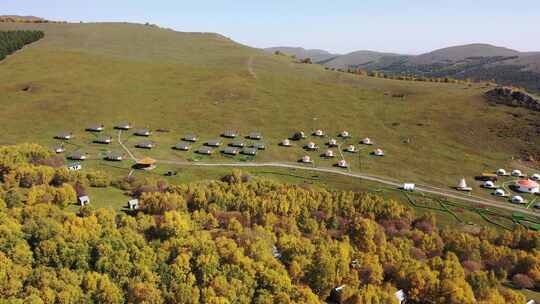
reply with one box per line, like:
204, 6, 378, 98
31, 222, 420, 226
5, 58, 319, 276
0, 21, 539, 208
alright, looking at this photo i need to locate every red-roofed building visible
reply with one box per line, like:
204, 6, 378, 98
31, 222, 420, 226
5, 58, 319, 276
515, 180, 540, 194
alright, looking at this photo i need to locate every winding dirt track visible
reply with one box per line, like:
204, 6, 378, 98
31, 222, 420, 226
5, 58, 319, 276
117, 129, 540, 217
247, 55, 257, 79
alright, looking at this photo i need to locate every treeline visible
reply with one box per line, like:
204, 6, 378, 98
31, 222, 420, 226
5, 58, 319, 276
1, 143, 540, 303
0, 30, 44, 61
325, 66, 485, 86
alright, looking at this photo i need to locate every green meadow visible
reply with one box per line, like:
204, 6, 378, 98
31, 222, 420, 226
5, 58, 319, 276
0, 22, 539, 214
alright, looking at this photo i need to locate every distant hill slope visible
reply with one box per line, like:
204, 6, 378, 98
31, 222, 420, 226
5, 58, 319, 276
0, 22, 539, 188
408, 43, 520, 65
264, 46, 337, 62
268, 43, 540, 92
321, 50, 404, 69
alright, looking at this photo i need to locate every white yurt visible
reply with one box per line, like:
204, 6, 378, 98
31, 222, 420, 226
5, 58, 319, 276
361, 137, 373, 145
314, 129, 325, 136
338, 160, 348, 168
531, 174, 540, 181
340, 131, 350, 138
511, 195, 525, 204
511, 169, 523, 177
301, 155, 312, 163
494, 189, 506, 196
325, 150, 335, 157
346, 145, 356, 152
328, 139, 338, 146
496, 168, 507, 176
306, 142, 317, 150
483, 181, 495, 188
281, 139, 291, 146
374, 148, 384, 156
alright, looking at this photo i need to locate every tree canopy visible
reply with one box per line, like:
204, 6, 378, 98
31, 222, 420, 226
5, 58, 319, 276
0, 143, 538, 303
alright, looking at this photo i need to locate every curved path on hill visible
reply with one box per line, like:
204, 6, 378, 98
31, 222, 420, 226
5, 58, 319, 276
117, 130, 137, 161
116, 131, 539, 217
247, 55, 257, 79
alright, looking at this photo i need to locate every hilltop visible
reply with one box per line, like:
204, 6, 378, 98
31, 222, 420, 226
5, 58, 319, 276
0, 15, 62, 23
268, 43, 540, 92
0, 21, 539, 191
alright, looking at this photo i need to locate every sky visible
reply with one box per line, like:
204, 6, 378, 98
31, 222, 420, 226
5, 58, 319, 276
3, 0, 540, 54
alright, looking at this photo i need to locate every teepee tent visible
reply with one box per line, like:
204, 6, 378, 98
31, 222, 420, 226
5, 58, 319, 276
457, 178, 472, 191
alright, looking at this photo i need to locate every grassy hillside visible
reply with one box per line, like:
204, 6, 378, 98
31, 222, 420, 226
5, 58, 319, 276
0, 22, 539, 193
321, 50, 402, 69
408, 43, 519, 64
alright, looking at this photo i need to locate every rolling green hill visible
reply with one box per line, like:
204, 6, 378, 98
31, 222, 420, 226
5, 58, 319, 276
0, 22, 539, 192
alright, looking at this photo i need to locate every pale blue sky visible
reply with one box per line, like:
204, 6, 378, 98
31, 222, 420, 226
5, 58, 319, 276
3, 0, 540, 54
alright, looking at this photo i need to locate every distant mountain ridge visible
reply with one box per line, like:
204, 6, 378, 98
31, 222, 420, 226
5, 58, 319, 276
265, 44, 540, 93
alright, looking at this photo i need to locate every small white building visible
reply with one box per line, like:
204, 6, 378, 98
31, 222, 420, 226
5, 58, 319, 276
346, 145, 356, 153
402, 183, 415, 191
511, 195, 525, 204
457, 178, 472, 191
301, 155, 312, 163
361, 137, 373, 145
328, 138, 338, 147
128, 199, 139, 210
313, 129, 325, 137
496, 168, 508, 176
494, 188, 506, 197
281, 139, 291, 147
340, 130, 350, 138
324, 150, 335, 158
67, 163, 82, 171
373, 148, 384, 156
395, 290, 406, 304
78, 195, 90, 206
531, 174, 540, 181
512, 169, 524, 177
337, 160, 348, 168
483, 180, 496, 189
515, 179, 540, 194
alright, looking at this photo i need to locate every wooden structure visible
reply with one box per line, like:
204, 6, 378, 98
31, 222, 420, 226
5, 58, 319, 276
55, 132, 73, 140
174, 143, 190, 151
135, 157, 156, 170
86, 124, 104, 132
183, 134, 198, 142
115, 122, 132, 130
248, 132, 263, 140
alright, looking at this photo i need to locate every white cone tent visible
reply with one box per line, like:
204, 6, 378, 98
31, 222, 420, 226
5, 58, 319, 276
457, 178, 472, 191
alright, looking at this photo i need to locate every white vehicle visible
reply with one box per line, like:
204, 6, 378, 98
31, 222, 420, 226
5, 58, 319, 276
402, 183, 415, 191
